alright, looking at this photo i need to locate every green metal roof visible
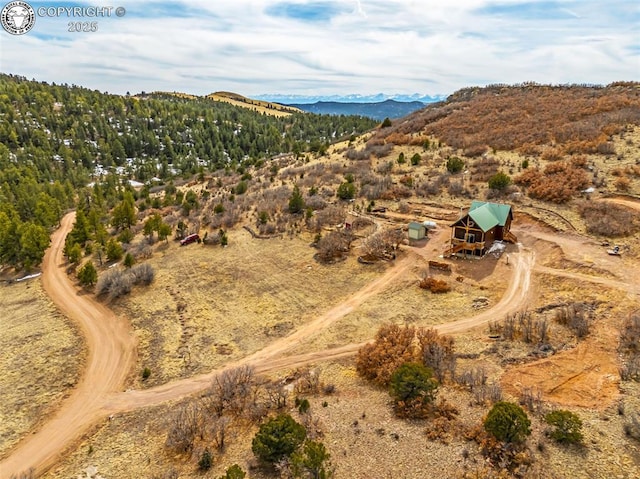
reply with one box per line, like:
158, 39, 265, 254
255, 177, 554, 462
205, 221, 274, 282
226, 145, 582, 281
468, 201, 512, 232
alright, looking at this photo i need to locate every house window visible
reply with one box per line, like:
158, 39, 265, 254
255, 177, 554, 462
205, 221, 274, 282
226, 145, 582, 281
465, 233, 475, 243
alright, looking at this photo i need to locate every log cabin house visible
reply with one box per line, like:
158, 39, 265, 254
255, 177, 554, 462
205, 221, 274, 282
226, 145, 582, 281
445, 201, 517, 258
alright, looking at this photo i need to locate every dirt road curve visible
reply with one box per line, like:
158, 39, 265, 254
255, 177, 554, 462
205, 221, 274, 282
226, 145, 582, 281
2, 216, 533, 479
534, 265, 640, 297
0, 213, 137, 478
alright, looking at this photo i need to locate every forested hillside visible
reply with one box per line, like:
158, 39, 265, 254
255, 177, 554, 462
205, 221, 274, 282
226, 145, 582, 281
376, 82, 640, 156
0, 74, 377, 271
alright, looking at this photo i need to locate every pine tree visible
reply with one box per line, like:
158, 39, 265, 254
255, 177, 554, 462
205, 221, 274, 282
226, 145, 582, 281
288, 185, 305, 214
78, 261, 98, 287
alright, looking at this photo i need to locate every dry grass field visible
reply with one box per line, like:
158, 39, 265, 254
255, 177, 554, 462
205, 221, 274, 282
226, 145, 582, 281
0, 279, 84, 457
116, 230, 381, 388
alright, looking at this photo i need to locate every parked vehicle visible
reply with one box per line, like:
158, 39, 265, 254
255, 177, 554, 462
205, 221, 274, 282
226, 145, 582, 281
607, 245, 621, 256
180, 233, 200, 246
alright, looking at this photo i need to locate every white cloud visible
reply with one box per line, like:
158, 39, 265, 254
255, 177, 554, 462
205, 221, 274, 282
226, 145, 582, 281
2, 0, 637, 96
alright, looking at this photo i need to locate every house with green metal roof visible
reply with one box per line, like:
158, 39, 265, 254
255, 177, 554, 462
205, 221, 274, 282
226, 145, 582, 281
445, 201, 517, 257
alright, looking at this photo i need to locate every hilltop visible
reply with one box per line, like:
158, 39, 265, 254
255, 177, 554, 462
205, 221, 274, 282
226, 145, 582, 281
207, 91, 303, 117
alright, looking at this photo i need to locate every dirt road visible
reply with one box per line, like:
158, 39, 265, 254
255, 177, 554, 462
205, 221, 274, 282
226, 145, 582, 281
105, 246, 534, 414
0, 218, 531, 478
0, 213, 137, 478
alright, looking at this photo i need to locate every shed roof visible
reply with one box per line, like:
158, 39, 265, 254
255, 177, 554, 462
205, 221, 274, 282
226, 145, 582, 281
408, 222, 426, 230
467, 201, 512, 232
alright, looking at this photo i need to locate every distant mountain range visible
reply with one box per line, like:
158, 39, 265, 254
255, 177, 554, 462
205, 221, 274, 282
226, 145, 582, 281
285, 99, 426, 120
254, 93, 446, 104
252, 93, 445, 120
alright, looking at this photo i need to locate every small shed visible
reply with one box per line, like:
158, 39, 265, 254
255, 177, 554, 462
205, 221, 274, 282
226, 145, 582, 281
408, 222, 426, 240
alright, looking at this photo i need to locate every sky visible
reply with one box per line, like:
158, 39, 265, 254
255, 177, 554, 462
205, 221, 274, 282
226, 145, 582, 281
0, 0, 638, 99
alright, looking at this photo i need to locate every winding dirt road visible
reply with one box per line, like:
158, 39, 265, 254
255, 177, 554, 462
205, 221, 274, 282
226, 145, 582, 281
0, 213, 137, 478
2, 215, 536, 478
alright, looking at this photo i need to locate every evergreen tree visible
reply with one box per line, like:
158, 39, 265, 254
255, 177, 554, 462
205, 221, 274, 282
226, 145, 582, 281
106, 238, 124, 262
77, 261, 98, 287
484, 401, 531, 444
288, 185, 305, 214
252, 414, 306, 466
18, 222, 50, 269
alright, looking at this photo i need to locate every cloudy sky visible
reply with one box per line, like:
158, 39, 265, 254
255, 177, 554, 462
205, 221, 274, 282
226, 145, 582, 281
1, 0, 638, 98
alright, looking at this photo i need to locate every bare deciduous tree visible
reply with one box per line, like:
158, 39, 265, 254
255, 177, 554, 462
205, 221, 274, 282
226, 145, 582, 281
417, 328, 457, 383
165, 402, 202, 453
316, 230, 354, 263
209, 415, 231, 452
208, 365, 258, 418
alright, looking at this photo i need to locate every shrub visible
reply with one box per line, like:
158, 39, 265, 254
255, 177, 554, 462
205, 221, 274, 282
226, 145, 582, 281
471, 155, 500, 181
336, 181, 356, 200
165, 402, 201, 453
419, 277, 451, 294
345, 148, 370, 161
615, 176, 631, 191
123, 252, 135, 268
554, 304, 590, 338
389, 362, 438, 418
515, 161, 590, 203
218, 465, 246, 479
95, 263, 154, 299
77, 261, 98, 287
487, 171, 511, 191
624, 413, 640, 442
410, 153, 421, 166
578, 201, 640, 237
235, 180, 248, 195
142, 367, 151, 380
356, 324, 416, 386
397, 152, 406, 164
544, 410, 583, 444
620, 314, 640, 353
198, 449, 213, 471
296, 397, 310, 414
446, 156, 465, 174
381, 117, 392, 128
252, 414, 306, 466
130, 263, 155, 286
96, 269, 132, 299
315, 230, 353, 263
484, 401, 531, 443
484, 401, 531, 444
290, 440, 334, 479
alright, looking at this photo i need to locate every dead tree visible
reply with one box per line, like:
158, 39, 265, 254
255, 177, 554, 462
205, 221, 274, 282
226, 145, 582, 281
165, 402, 202, 453
417, 328, 456, 383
